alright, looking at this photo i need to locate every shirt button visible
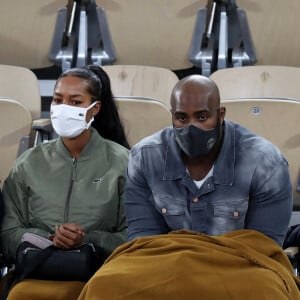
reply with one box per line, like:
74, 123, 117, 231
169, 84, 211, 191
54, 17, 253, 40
233, 211, 239, 217
192, 197, 199, 203
162, 208, 167, 214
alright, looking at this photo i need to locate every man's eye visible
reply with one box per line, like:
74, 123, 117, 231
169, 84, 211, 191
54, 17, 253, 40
199, 115, 207, 121
176, 114, 187, 121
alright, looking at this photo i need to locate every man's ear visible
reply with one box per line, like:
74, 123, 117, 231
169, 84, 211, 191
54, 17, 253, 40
220, 106, 226, 124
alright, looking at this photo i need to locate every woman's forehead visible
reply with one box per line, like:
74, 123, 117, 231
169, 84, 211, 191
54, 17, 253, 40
55, 76, 90, 94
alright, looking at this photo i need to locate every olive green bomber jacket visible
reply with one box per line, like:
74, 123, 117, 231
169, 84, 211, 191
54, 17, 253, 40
0, 129, 129, 261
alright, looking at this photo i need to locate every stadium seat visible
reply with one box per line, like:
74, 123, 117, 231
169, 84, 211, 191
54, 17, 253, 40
0, 64, 41, 120
0, 64, 52, 145
114, 96, 172, 147
210, 65, 300, 101
222, 98, 300, 208
103, 65, 179, 108
0, 98, 32, 188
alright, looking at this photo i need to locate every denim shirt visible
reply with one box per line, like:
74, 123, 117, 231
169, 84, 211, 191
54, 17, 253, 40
124, 121, 292, 245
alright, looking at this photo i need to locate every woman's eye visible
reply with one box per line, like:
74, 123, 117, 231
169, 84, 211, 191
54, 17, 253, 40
71, 101, 82, 106
52, 98, 62, 104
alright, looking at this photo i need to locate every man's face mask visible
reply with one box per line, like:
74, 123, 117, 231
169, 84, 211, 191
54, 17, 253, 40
50, 102, 97, 138
173, 120, 221, 158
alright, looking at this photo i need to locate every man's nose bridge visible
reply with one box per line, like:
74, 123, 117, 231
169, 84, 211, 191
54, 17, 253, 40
189, 117, 199, 127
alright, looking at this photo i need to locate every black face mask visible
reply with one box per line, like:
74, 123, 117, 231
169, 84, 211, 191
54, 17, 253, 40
173, 122, 221, 158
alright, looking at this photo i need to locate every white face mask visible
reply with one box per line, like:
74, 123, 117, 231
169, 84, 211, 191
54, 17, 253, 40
50, 102, 97, 138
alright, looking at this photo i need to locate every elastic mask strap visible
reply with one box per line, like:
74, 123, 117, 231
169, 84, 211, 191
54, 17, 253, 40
85, 101, 98, 129
87, 101, 98, 110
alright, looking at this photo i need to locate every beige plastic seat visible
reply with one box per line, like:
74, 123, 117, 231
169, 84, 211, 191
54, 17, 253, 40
222, 98, 300, 206
114, 96, 172, 147
0, 64, 52, 145
103, 65, 179, 108
0, 64, 41, 120
210, 66, 300, 101
0, 98, 32, 187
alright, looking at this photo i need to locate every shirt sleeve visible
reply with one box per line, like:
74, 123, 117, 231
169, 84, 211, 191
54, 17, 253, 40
245, 159, 293, 246
124, 148, 169, 241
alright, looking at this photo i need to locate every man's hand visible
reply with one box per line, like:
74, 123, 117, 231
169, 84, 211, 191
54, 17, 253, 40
53, 223, 85, 249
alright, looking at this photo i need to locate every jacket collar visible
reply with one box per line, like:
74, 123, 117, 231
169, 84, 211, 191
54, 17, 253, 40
163, 121, 235, 186
55, 128, 108, 163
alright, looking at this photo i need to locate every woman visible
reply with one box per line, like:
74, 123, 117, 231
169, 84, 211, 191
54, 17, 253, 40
0, 65, 129, 262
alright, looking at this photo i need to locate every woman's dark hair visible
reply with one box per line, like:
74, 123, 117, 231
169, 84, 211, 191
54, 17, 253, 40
56, 65, 130, 149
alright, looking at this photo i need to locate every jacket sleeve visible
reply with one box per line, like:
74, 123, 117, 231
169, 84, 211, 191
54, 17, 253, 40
124, 148, 169, 241
83, 175, 128, 257
0, 168, 50, 261
245, 158, 293, 246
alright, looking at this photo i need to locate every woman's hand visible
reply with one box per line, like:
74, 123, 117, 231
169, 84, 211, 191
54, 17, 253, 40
53, 223, 85, 249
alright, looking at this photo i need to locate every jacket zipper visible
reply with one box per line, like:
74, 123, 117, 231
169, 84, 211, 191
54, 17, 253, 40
64, 158, 77, 222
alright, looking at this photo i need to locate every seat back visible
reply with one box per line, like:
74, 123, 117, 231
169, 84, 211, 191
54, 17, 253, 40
222, 98, 300, 204
114, 97, 171, 147
0, 98, 32, 187
103, 65, 178, 108
210, 66, 300, 101
0, 64, 41, 120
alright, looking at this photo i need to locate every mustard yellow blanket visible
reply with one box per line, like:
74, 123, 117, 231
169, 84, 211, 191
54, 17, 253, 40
79, 230, 300, 300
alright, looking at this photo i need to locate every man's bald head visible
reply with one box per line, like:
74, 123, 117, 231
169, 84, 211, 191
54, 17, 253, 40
170, 75, 220, 111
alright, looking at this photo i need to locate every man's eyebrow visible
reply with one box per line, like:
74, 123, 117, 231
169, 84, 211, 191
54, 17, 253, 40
190, 109, 210, 115
174, 111, 189, 116
195, 109, 209, 113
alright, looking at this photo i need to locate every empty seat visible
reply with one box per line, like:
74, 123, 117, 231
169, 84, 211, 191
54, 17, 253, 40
210, 66, 300, 100
0, 64, 41, 120
114, 96, 171, 147
222, 98, 300, 206
0, 64, 52, 145
0, 98, 32, 187
103, 65, 179, 108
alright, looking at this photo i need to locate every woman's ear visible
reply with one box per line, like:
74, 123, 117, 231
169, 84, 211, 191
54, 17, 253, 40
93, 101, 101, 116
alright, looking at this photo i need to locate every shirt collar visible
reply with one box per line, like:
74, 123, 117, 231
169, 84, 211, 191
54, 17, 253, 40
213, 121, 235, 186
163, 130, 187, 180
163, 121, 235, 185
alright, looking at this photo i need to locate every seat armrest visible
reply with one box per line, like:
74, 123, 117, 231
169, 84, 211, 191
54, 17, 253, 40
284, 246, 299, 271
32, 118, 52, 132
284, 246, 299, 259
32, 118, 53, 144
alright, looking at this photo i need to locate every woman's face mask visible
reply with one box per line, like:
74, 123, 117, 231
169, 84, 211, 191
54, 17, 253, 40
173, 121, 221, 158
50, 102, 97, 138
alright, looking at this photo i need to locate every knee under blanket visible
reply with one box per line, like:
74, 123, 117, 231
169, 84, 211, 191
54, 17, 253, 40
78, 230, 300, 300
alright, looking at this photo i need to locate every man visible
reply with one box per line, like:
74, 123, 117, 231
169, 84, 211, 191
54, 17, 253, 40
124, 75, 292, 246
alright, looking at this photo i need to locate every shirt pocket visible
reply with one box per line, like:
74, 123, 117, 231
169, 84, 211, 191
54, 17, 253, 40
155, 195, 185, 231
211, 199, 248, 235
